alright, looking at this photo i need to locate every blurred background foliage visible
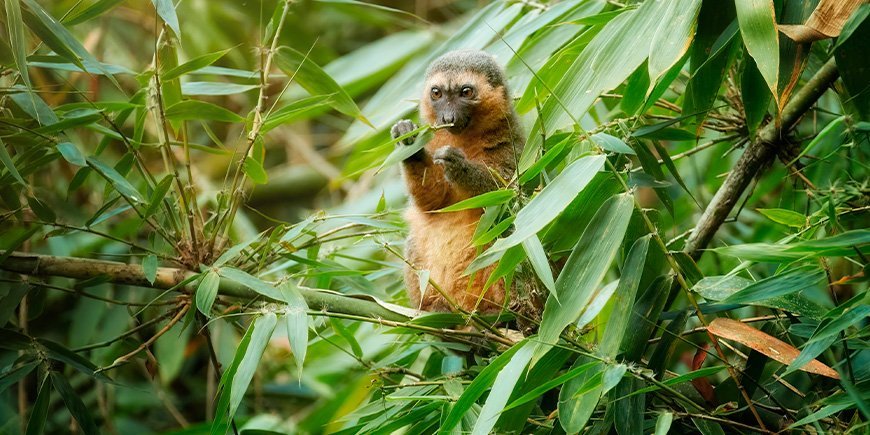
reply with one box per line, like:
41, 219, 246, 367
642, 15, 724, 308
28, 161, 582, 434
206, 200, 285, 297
0, 0, 868, 434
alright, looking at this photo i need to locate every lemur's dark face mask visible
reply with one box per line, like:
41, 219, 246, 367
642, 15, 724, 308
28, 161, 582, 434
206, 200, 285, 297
428, 83, 478, 134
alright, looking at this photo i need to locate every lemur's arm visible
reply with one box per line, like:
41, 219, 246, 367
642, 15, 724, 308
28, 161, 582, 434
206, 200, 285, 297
391, 120, 451, 211
432, 146, 501, 198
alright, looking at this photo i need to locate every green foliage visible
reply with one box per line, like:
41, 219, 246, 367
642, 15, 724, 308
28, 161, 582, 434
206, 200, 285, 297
0, 0, 867, 434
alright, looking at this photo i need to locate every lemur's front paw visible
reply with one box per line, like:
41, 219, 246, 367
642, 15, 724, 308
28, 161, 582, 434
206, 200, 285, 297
390, 119, 418, 146
433, 146, 466, 169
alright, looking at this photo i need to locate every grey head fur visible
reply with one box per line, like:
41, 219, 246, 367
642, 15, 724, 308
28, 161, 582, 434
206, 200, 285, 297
425, 50, 507, 88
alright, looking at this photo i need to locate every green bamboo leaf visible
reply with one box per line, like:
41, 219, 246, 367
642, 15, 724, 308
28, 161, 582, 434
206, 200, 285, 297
789, 299, 870, 374
614, 377, 645, 435
329, 318, 363, 358
735, 0, 779, 100
0, 138, 26, 186
87, 156, 147, 204
440, 339, 528, 433
472, 340, 535, 435
63, 0, 125, 25
262, 94, 334, 133
789, 403, 853, 429
50, 371, 99, 435
279, 282, 308, 375
591, 133, 636, 155
143, 174, 173, 219
242, 157, 268, 185
722, 266, 825, 305
195, 270, 220, 316
576, 280, 618, 330
229, 313, 276, 422
163, 48, 232, 81
683, 0, 738, 130
142, 254, 158, 285
181, 82, 258, 96
0, 361, 38, 392
25, 375, 50, 435
274, 47, 369, 126
56, 142, 86, 166
647, 0, 702, 85
758, 208, 806, 228
537, 193, 634, 349
533, 0, 699, 142
599, 235, 650, 358
624, 366, 728, 399
26, 196, 55, 222
655, 412, 674, 435
694, 274, 827, 318
218, 267, 283, 301
151, 0, 181, 37
741, 56, 772, 135
503, 361, 597, 413
376, 125, 432, 172
165, 100, 244, 123
474, 215, 515, 247
5, 0, 30, 89
518, 135, 573, 184
21, 0, 121, 90
522, 236, 556, 295
487, 155, 605, 256
437, 189, 516, 212
559, 357, 604, 432
715, 230, 870, 261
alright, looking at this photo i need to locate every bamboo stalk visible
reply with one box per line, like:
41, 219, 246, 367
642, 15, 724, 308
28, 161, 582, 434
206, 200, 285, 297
0, 252, 410, 322
684, 58, 840, 258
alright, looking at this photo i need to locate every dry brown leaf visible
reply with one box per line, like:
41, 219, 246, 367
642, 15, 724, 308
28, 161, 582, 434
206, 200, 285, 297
780, 0, 864, 43
707, 318, 840, 379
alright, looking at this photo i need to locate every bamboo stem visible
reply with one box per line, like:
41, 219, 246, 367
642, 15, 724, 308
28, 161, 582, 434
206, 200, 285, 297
684, 58, 840, 257
0, 252, 410, 322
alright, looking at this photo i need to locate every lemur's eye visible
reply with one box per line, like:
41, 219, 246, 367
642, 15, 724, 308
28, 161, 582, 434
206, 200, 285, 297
430, 87, 442, 100
460, 86, 475, 98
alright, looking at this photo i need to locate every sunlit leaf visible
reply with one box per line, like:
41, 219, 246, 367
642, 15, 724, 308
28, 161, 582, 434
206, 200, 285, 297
151, 0, 181, 37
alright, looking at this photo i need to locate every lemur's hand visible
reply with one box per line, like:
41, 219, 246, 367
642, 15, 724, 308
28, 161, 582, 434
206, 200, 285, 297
390, 119, 418, 146
433, 146, 467, 182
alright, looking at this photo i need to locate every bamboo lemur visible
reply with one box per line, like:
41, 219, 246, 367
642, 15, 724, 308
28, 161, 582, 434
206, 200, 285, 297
391, 50, 524, 314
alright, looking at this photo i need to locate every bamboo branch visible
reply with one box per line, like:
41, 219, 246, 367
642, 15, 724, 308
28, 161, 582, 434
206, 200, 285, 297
0, 252, 410, 322
684, 58, 840, 258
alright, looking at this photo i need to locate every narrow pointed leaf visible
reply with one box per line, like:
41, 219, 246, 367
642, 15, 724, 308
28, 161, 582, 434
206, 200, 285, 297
538, 193, 634, 348
735, 0, 780, 99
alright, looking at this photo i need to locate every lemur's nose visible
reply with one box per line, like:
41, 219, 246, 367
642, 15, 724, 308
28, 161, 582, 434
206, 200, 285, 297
441, 114, 455, 125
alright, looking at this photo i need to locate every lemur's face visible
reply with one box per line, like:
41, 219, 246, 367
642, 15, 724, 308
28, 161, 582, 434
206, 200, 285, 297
422, 70, 502, 135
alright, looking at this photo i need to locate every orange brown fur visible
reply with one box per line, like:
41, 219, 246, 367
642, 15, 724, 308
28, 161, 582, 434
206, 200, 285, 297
399, 53, 522, 313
